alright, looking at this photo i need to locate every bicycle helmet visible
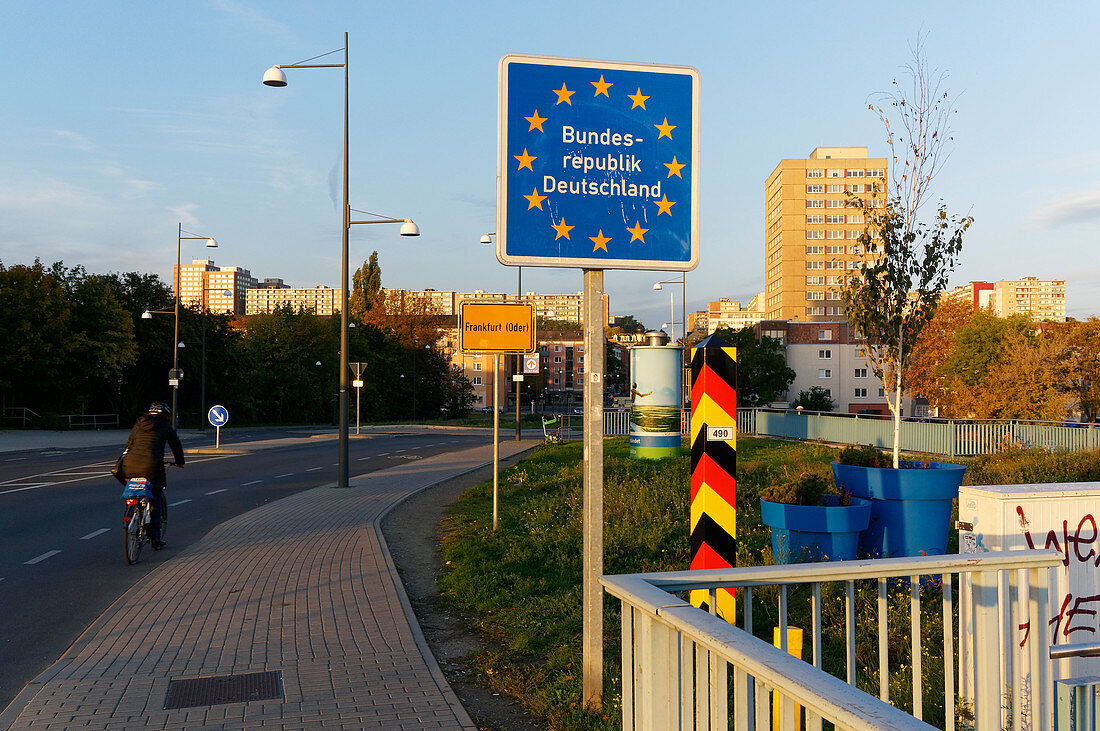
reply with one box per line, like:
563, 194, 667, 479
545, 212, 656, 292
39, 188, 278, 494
147, 402, 171, 417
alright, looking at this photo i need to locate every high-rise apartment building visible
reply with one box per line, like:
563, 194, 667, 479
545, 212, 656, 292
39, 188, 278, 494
245, 285, 338, 315
174, 259, 256, 316
764, 147, 887, 322
949, 277, 1067, 322
381, 288, 611, 325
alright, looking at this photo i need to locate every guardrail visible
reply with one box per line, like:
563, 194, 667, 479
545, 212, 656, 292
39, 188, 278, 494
602, 550, 1063, 731
1, 407, 40, 427
62, 413, 119, 429
735, 408, 1100, 456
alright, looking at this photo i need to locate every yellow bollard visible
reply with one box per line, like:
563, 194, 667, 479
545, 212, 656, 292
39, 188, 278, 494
772, 627, 803, 730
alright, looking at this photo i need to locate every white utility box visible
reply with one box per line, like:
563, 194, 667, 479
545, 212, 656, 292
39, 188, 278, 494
958, 482, 1100, 724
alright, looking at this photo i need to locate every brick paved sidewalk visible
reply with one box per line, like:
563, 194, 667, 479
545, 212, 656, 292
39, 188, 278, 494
2, 439, 537, 730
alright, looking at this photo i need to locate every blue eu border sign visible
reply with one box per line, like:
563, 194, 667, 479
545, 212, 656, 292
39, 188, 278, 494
497, 54, 699, 271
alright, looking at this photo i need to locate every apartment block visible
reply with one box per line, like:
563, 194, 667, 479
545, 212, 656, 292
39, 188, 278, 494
698, 293, 766, 334
174, 259, 256, 316
383, 288, 611, 326
753, 320, 914, 416
245, 285, 338, 315
948, 278, 1067, 322
764, 147, 887, 322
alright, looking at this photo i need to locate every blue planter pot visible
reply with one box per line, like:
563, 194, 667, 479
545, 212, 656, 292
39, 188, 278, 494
831, 461, 966, 558
760, 496, 871, 564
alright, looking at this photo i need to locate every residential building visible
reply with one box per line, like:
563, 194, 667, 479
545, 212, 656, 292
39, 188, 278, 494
753, 320, 913, 416
764, 147, 887, 322
702, 293, 766, 333
174, 259, 256, 316
948, 277, 1067, 322
382, 288, 611, 326
245, 285, 338, 315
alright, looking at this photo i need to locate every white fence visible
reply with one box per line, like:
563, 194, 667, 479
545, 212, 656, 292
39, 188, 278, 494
602, 550, 1063, 731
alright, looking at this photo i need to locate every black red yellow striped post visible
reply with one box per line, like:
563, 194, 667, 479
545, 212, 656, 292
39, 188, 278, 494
689, 334, 737, 619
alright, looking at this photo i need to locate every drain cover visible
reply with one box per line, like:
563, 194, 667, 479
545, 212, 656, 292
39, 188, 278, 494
164, 670, 282, 709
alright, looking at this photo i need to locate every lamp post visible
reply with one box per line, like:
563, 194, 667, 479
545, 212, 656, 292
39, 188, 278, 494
480, 232, 523, 440
265, 33, 419, 488
172, 223, 217, 429
653, 273, 687, 344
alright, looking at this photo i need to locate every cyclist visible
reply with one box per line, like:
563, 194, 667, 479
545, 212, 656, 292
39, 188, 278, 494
120, 402, 184, 550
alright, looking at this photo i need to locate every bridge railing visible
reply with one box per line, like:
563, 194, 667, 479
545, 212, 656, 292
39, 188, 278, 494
602, 550, 1063, 731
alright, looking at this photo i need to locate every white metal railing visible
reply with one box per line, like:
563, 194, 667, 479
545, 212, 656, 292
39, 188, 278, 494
63, 413, 119, 429
602, 550, 1063, 731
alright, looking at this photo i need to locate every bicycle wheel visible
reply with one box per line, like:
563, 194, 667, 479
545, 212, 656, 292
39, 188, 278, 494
124, 504, 144, 565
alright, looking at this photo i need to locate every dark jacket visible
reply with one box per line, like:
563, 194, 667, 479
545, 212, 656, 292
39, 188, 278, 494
121, 414, 185, 485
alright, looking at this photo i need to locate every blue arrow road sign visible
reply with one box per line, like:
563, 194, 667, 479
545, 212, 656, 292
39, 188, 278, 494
497, 54, 699, 271
207, 405, 229, 427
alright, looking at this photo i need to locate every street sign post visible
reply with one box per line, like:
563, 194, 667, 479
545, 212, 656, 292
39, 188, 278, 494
459, 302, 536, 353
497, 53, 700, 706
207, 405, 228, 449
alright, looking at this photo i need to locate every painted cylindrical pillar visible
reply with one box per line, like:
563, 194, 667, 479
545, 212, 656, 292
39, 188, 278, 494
629, 333, 683, 459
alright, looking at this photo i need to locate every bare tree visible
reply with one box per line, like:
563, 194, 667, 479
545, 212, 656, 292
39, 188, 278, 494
842, 40, 973, 466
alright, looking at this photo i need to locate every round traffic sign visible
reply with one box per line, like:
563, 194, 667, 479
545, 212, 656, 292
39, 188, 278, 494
207, 404, 229, 427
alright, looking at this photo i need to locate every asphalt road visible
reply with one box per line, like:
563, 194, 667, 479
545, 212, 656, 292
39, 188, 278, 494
0, 428, 490, 711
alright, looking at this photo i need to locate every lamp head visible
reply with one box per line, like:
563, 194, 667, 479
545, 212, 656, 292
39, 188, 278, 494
479, 233, 493, 244
141, 311, 153, 319
205, 238, 218, 248
263, 66, 288, 87
399, 219, 420, 236
653, 282, 663, 291
178, 341, 186, 349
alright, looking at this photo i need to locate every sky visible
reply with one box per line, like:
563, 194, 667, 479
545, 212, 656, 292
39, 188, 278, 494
2, 1, 1099, 331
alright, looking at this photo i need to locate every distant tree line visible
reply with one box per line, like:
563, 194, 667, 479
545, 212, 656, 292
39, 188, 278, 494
0, 258, 474, 429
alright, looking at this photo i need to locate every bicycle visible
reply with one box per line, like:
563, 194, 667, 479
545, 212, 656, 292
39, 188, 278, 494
121, 469, 171, 565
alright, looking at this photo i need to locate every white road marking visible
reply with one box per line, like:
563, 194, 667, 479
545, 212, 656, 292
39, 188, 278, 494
80, 528, 110, 540
242, 480, 262, 486
395, 449, 407, 453
306, 467, 323, 472
376, 453, 389, 457
25, 550, 61, 565
0, 454, 235, 496
169, 499, 192, 507
274, 473, 293, 479
4, 457, 27, 462
206, 489, 228, 495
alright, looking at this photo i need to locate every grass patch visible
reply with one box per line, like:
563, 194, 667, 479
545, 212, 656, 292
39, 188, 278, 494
438, 437, 1100, 729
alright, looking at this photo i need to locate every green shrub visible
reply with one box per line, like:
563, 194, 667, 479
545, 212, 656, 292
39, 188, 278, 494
758, 471, 833, 506
836, 443, 888, 467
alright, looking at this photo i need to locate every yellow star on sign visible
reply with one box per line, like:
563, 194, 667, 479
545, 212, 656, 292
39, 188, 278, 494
591, 74, 612, 97
525, 109, 547, 132
628, 87, 649, 110
654, 195, 676, 216
589, 230, 610, 252
664, 156, 686, 178
626, 221, 649, 243
552, 83, 575, 106
551, 218, 574, 240
514, 148, 536, 171
654, 117, 676, 139
524, 188, 547, 210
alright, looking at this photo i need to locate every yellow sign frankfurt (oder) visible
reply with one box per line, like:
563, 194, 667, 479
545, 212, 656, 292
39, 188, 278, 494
459, 302, 536, 353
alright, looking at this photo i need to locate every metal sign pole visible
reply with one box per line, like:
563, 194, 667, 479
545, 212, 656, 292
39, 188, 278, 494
582, 268, 604, 706
493, 353, 500, 532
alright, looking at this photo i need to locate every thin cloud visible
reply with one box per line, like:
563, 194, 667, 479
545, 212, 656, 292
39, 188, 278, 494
52, 130, 97, 153
207, 0, 293, 42
170, 204, 201, 228
1033, 191, 1100, 227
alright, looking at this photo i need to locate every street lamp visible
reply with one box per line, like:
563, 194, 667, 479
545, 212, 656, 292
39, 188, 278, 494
653, 273, 687, 344
265, 33, 419, 488
199, 287, 233, 430
171, 224, 217, 429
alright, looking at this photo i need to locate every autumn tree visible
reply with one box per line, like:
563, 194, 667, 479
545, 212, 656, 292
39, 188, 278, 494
1061, 317, 1100, 423
904, 296, 973, 414
841, 43, 973, 466
349, 252, 382, 323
